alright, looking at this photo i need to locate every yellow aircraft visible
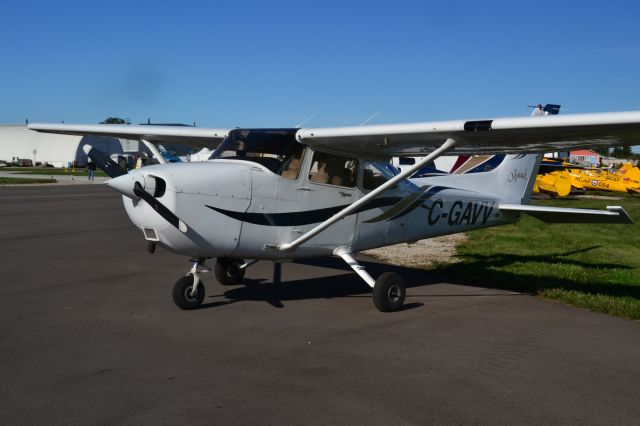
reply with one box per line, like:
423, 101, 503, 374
611, 164, 640, 193
534, 159, 640, 196
617, 163, 640, 181
533, 170, 572, 196
568, 167, 640, 194
533, 158, 580, 197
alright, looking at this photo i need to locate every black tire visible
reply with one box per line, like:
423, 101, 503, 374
172, 275, 205, 310
373, 272, 406, 312
215, 259, 245, 286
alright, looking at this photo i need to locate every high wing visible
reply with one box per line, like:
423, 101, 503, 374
295, 111, 640, 157
28, 123, 230, 149
29, 110, 640, 156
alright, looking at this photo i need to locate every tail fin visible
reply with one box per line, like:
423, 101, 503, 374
470, 154, 542, 202
530, 104, 561, 116
622, 166, 640, 181
410, 105, 558, 203
413, 154, 542, 204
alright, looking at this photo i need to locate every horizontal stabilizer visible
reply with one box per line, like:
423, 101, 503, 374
499, 204, 633, 224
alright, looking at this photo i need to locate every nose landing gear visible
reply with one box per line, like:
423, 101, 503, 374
172, 257, 257, 309
172, 258, 209, 310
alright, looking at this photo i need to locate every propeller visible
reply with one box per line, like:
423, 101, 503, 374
133, 181, 188, 233
83, 144, 188, 234
83, 144, 127, 178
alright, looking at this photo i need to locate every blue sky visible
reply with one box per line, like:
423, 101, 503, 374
2, 0, 639, 133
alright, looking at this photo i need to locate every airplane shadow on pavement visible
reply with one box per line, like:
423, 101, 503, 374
199, 245, 638, 310
200, 257, 438, 310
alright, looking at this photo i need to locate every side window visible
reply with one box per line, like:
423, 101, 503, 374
363, 161, 402, 191
280, 148, 304, 180
308, 152, 358, 188
363, 162, 388, 190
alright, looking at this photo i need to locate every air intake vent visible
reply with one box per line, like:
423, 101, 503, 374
153, 177, 166, 198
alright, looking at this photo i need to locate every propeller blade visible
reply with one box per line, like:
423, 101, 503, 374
133, 181, 188, 233
83, 144, 127, 178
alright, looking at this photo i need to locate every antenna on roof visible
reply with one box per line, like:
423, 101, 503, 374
295, 112, 317, 128
360, 112, 379, 126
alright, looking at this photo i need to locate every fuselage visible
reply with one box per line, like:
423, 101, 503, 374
118, 149, 519, 260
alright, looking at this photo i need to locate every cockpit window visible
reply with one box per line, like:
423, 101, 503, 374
308, 152, 358, 188
280, 148, 304, 180
210, 128, 303, 175
363, 161, 418, 192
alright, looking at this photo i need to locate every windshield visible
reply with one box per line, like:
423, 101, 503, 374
363, 161, 419, 192
210, 128, 303, 174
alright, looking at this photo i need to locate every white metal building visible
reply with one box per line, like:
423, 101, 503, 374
0, 125, 143, 167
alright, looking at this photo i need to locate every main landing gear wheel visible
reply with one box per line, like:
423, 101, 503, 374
373, 272, 406, 312
215, 258, 245, 286
172, 275, 205, 310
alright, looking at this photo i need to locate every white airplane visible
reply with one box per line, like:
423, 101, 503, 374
29, 110, 640, 312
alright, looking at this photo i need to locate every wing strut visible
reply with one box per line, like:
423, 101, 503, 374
278, 138, 458, 252
141, 139, 167, 165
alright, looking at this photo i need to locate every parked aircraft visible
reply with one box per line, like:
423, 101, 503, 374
569, 167, 640, 194
534, 158, 640, 196
29, 110, 640, 312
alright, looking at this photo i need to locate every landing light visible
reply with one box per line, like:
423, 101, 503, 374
143, 228, 159, 241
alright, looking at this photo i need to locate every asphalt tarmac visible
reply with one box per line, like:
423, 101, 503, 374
1, 184, 639, 425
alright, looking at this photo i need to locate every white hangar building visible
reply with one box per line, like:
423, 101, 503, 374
0, 125, 144, 167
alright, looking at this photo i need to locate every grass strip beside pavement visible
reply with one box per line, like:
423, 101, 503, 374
7, 168, 108, 177
433, 194, 640, 320
0, 177, 57, 184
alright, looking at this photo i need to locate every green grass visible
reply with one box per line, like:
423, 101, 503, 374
433, 193, 640, 320
0, 177, 57, 184
2, 167, 107, 177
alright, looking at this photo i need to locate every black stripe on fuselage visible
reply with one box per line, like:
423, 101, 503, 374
391, 186, 449, 220
206, 197, 402, 226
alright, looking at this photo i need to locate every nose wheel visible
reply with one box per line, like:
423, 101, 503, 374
172, 275, 205, 310
172, 259, 208, 310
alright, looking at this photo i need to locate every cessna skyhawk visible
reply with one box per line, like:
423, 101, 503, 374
29, 110, 640, 312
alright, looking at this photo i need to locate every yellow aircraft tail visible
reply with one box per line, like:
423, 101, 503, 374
621, 166, 640, 181
534, 171, 572, 196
